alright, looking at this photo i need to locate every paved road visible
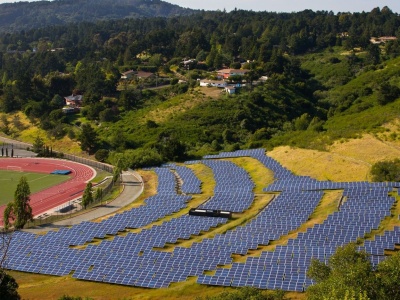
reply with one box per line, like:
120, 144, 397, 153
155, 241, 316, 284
23, 170, 143, 233
0, 135, 36, 157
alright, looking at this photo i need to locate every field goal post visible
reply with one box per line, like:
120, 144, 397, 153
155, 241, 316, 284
7, 166, 23, 172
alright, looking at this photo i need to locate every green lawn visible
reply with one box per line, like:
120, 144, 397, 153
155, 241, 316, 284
0, 170, 71, 205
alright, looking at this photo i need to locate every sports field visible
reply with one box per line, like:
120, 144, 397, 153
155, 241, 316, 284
0, 170, 71, 205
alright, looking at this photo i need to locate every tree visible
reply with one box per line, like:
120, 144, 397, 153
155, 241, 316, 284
81, 182, 93, 209
366, 44, 380, 65
377, 83, 400, 105
94, 149, 109, 162
370, 159, 400, 182
32, 135, 45, 154
94, 188, 103, 201
376, 251, 400, 300
307, 243, 377, 300
294, 113, 311, 131
0, 270, 20, 300
3, 176, 33, 230
111, 154, 129, 184
156, 131, 187, 162
78, 124, 99, 154
0, 228, 20, 300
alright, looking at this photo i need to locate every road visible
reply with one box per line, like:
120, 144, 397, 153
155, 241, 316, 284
24, 170, 143, 233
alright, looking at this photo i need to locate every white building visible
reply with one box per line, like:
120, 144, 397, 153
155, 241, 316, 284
199, 79, 227, 88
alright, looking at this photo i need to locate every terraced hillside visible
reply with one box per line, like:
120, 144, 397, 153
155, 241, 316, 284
4, 140, 400, 300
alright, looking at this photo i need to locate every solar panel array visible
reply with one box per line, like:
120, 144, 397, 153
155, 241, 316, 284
199, 184, 396, 291
2, 148, 400, 293
166, 163, 202, 194
199, 160, 254, 212
359, 224, 400, 266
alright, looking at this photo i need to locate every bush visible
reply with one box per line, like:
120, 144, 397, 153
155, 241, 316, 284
370, 159, 400, 182
94, 149, 109, 162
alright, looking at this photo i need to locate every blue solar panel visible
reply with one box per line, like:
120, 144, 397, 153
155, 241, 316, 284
2, 148, 398, 292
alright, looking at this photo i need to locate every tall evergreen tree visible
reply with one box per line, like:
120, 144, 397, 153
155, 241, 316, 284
81, 182, 93, 209
3, 176, 33, 229
78, 124, 99, 154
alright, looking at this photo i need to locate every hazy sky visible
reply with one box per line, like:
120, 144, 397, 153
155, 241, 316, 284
0, 0, 398, 13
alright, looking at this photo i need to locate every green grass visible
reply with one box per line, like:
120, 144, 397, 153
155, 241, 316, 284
0, 170, 70, 205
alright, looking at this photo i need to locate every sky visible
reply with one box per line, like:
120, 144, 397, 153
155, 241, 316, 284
0, 0, 398, 14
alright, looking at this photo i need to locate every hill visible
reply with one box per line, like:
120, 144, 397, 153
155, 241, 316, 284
5, 133, 400, 300
0, 0, 195, 33
0, 8, 399, 167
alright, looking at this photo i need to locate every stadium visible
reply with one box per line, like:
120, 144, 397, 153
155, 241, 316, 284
1, 148, 400, 297
0, 157, 96, 225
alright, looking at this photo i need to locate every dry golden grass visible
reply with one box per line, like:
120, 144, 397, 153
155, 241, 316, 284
329, 134, 400, 164
364, 192, 400, 241
268, 146, 371, 181
10, 134, 400, 300
231, 190, 341, 264
269, 134, 400, 182
2, 111, 83, 154
229, 156, 274, 193
159, 193, 274, 252
9, 271, 232, 300
143, 89, 217, 125
198, 86, 225, 99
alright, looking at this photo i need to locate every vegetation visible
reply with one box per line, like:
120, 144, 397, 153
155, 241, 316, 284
0, 6, 398, 166
197, 287, 287, 300
307, 243, 400, 300
0, 3, 400, 299
3, 176, 33, 229
81, 182, 94, 209
58, 296, 93, 300
0, 0, 195, 33
370, 159, 400, 182
0, 270, 20, 300
0, 170, 70, 205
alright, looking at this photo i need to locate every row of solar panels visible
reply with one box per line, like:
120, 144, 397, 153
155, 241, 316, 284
3, 148, 400, 293
201, 183, 397, 291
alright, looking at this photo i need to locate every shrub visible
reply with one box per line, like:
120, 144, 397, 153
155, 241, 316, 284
370, 159, 400, 182
94, 149, 109, 162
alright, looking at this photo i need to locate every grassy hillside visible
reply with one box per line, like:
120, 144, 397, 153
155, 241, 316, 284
265, 52, 400, 151
8, 134, 400, 300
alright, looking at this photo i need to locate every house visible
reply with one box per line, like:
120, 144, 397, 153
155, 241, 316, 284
64, 94, 83, 107
121, 70, 155, 80
136, 70, 155, 80
182, 59, 196, 66
199, 79, 228, 88
217, 68, 249, 80
225, 86, 236, 94
370, 36, 397, 44
121, 70, 135, 79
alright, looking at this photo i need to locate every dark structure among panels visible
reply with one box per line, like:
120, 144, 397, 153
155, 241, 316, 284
2, 148, 400, 292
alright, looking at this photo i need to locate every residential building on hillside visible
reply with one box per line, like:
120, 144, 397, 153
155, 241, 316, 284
370, 36, 397, 44
64, 94, 83, 107
136, 70, 155, 80
217, 68, 249, 79
199, 79, 228, 88
225, 86, 236, 94
121, 70, 136, 79
121, 70, 155, 80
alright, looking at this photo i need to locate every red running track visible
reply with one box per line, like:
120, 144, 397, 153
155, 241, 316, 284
0, 158, 95, 225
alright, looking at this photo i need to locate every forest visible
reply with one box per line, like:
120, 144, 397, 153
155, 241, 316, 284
0, 0, 195, 33
0, 5, 400, 168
